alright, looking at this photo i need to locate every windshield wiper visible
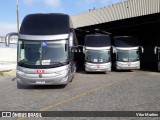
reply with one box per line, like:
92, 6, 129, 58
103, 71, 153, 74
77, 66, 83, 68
18, 59, 28, 65
50, 61, 69, 65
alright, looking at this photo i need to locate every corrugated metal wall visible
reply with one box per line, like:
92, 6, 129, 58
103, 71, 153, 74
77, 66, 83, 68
71, 0, 160, 28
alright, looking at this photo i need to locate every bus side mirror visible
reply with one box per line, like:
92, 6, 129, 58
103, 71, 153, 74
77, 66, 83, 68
71, 45, 84, 53
140, 46, 144, 53
112, 46, 116, 53
83, 47, 86, 54
5, 32, 18, 47
154, 46, 157, 54
69, 33, 73, 48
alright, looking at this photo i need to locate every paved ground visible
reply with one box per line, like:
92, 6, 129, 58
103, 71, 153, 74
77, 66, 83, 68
0, 70, 160, 120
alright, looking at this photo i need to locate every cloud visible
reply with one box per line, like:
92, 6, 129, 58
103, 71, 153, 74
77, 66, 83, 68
22, 0, 61, 7
44, 0, 61, 7
0, 23, 17, 36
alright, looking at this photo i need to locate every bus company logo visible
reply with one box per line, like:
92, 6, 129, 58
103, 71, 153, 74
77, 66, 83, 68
36, 70, 44, 74
39, 74, 42, 78
96, 64, 100, 68
42, 41, 47, 46
127, 62, 131, 66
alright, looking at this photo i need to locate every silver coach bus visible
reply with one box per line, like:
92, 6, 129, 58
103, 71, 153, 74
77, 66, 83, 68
154, 40, 160, 71
113, 36, 144, 70
5, 13, 77, 88
83, 34, 112, 72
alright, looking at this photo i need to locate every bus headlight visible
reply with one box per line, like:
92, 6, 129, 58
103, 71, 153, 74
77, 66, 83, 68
55, 69, 69, 75
116, 62, 122, 66
134, 62, 140, 66
61, 76, 69, 82
85, 63, 93, 68
16, 70, 25, 76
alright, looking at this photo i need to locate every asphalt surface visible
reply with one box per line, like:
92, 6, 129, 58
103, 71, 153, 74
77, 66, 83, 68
0, 70, 160, 120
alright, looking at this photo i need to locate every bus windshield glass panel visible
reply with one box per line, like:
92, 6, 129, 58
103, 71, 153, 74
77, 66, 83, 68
18, 40, 69, 68
117, 50, 139, 62
85, 50, 111, 63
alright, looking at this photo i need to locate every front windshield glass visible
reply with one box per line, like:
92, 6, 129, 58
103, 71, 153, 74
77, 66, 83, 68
85, 50, 111, 63
18, 40, 69, 68
117, 49, 139, 62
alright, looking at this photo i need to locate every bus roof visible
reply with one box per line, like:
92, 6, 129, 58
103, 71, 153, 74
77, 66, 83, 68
20, 13, 70, 35
84, 34, 111, 47
114, 36, 138, 47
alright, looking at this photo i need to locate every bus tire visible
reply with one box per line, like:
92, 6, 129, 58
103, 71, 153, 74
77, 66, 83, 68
17, 82, 24, 89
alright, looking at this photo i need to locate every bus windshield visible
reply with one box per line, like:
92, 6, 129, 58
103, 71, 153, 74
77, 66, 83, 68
85, 50, 111, 63
18, 40, 69, 68
117, 49, 139, 62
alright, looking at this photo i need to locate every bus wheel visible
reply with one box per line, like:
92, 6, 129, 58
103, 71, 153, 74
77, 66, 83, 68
70, 75, 74, 82
61, 84, 67, 88
17, 82, 24, 89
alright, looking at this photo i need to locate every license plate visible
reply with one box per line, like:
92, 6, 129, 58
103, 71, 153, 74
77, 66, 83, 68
36, 80, 45, 84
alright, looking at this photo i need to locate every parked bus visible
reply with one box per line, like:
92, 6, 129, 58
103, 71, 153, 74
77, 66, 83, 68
113, 36, 144, 70
154, 40, 160, 71
83, 34, 112, 72
5, 13, 78, 88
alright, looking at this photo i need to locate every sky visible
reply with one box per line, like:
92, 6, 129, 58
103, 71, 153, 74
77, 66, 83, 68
0, 0, 126, 36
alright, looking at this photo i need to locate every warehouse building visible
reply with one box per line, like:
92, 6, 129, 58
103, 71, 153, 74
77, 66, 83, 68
71, 0, 160, 70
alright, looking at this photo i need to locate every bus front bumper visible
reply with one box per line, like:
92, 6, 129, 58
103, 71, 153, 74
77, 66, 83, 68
116, 61, 140, 70
85, 62, 111, 72
17, 75, 69, 85
16, 67, 70, 85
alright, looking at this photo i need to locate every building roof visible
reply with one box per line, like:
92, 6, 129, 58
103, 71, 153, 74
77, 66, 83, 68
71, 0, 160, 28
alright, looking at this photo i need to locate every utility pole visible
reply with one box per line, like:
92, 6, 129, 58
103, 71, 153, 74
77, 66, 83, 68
16, 0, 19, 33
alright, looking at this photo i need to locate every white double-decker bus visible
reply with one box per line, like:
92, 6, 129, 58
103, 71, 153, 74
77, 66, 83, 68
154, 40, 160, 71
83, 34, 112, 72
113, 36, 144, 70
5, 13, 77, 88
